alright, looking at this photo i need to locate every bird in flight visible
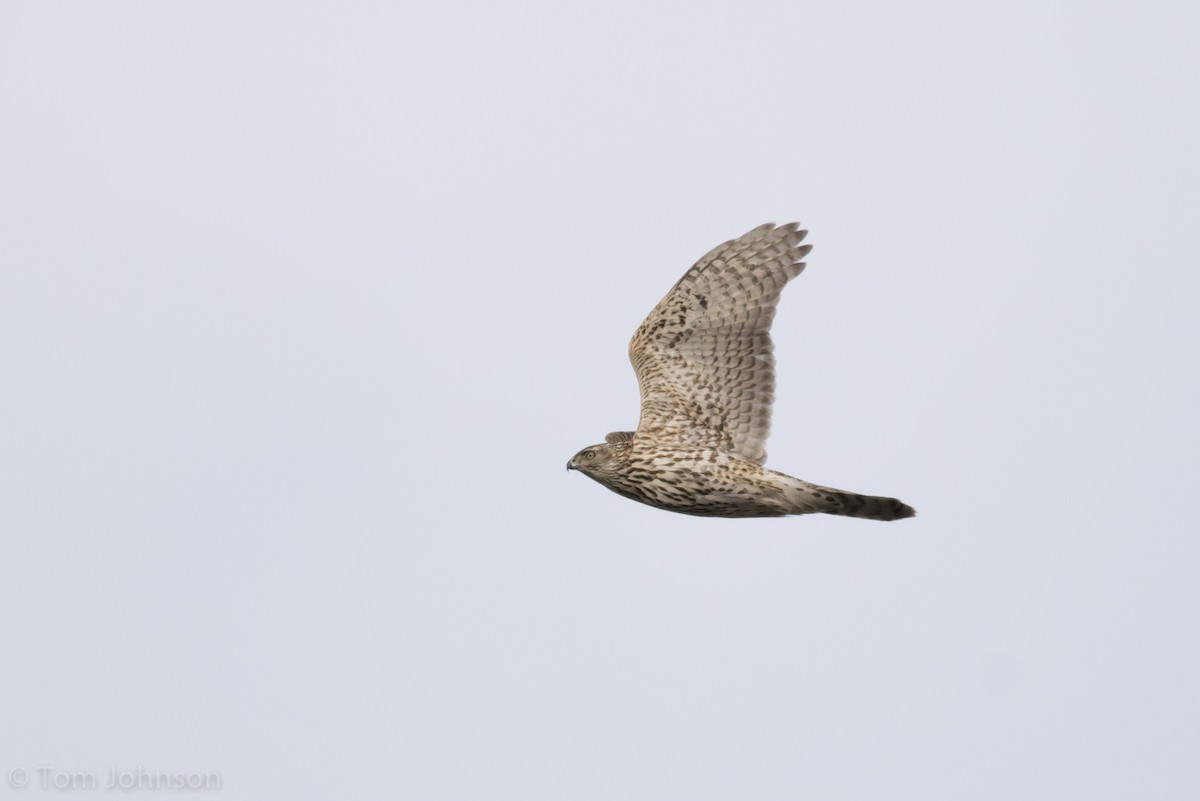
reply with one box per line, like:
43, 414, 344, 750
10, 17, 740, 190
567, 223, 915, 521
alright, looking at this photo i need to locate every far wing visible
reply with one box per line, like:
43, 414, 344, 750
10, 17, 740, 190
628, 223, 810, 464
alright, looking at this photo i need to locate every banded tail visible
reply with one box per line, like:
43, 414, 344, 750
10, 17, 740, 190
777, 473, 915, 521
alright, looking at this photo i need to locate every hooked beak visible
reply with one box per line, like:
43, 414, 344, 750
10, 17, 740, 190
566, 459, 576, 471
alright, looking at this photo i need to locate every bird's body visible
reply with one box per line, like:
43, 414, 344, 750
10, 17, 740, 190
573, 433, 909, 519
567, 222, 914, 522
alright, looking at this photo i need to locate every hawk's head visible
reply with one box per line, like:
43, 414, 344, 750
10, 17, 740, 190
566, 444, 618, 475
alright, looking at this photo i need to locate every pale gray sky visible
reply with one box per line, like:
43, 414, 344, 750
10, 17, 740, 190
2, 1, 1198, 799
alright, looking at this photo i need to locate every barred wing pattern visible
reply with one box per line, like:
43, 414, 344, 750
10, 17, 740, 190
628, 223, 811, 465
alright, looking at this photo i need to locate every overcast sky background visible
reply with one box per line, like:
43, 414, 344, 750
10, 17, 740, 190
2, 2, 1198, 799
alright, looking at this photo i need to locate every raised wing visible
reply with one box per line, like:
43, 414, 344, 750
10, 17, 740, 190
629, 223, 810, 464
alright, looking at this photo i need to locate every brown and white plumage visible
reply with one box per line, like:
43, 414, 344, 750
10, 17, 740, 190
567, 223, 915, 521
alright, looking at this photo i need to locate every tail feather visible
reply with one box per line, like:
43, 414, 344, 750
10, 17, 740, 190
781, 476, 916, 521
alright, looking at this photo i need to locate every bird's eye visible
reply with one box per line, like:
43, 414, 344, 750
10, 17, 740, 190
584, 450, 596, 459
